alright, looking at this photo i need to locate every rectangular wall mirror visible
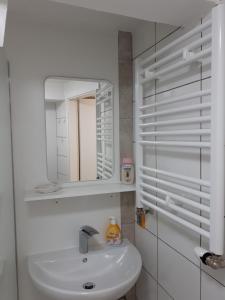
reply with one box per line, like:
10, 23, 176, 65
45, 77, 114, 183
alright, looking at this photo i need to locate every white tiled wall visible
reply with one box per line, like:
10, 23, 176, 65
135, 224, 157, 279
136, 269, 157, 300
134, 17, 225, 300
158, 285, 173, 300
201, 272, 225, 300
158, 240, 200, 300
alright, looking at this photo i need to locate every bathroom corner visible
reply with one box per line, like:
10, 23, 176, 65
119, 31, 136, 300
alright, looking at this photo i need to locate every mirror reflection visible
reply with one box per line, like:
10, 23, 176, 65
45, 78, 113, 183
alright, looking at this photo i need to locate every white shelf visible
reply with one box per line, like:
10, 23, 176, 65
24, 183, 136, 202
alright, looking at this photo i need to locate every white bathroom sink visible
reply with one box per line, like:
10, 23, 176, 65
28, 240, 142, 300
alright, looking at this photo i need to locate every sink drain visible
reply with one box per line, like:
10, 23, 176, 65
83, 282, 96, 290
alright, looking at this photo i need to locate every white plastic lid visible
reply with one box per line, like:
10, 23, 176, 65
109, 216, 117, 225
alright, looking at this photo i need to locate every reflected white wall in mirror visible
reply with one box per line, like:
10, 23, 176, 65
45, 78, 114, 183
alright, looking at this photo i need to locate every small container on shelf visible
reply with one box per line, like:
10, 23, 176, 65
136, 208, 146, 228
121, 158, 135, 185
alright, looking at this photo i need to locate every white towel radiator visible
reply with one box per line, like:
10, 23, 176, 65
96, 83, 113, 180
135, 3, 225, 256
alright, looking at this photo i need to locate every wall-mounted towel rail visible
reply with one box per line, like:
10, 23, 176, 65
139, 103, 211, 119
140, 20, 212, 67
140, 89, 211, 110
141, 48, 212, 83
96, 83, 113, 179
141, 198, 210, 238
140, 166, 210, 187
140, 141, 210, 148
142, 34, 211, 73
139, 116, 211, 128
135, 3, 225, 256
140, 129, 210, 136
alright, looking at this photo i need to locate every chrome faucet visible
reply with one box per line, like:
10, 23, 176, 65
79, 226, 99, 254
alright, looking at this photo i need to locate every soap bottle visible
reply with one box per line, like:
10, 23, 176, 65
121, 158, 135, 184
105, 216, 121, 245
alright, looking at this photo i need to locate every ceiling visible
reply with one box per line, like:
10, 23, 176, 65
49, 0, 214, 26
7, 0, 147, 34
7, 0, 214, 35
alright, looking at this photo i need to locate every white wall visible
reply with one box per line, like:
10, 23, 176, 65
45, 79, 64, 100
5, 18, 120, 300
0, 48, 17, 300
133, 17, 225, 300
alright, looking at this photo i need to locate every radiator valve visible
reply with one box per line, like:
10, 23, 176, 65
195, 247, 225, 269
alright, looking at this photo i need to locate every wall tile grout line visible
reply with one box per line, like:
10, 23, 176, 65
154, 22, 160, 300
142, 265, 157, 282
201, 269, 225, 288
200, 17, 203, 300
143, 76, 211, 100
133, 25, 182, 61
139, 222, 225, 289
143, 224, 201, 268
142, 264, 175, 300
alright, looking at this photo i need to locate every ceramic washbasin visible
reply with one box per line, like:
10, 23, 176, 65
28, 239, 142, 300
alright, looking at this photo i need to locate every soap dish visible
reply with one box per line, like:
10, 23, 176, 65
34, 183, 61, 194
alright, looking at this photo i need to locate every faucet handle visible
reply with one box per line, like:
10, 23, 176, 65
80, 225, 99, 237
